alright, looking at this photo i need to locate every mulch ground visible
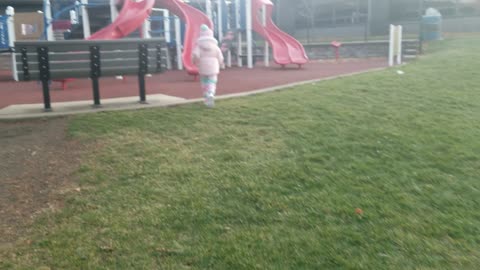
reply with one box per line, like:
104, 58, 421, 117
0, 118, 86, 247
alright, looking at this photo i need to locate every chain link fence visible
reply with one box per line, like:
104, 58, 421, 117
284, 0, 480, 44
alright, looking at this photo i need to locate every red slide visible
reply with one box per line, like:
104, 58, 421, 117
155, 0, 213, 76
57, 0, 154, 89
89, 0, 212, 76
89, 0, 155, 40
252, 0, 308, 66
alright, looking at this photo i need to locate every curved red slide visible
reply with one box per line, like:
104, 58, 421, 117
57, 0, 154, 88
252, 0, 308, 66
155, 0, 213, 76
89, 0, 212, 76
89, 0, 155, 40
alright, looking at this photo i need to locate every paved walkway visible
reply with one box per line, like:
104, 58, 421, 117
0, 59, 386, 119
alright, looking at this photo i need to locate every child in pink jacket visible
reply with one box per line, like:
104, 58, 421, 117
192, 25, 224, 107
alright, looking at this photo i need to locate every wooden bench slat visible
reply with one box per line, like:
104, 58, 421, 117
16, 49, 166, 64
17, 57, 166, 74
15, 38, 166, 54
15, 38, 165, 47
18, 61, 90, 71
18, 66, 151, 81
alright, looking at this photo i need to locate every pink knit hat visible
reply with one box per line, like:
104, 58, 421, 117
197, 24, 217, 44
200, 24, 213, 37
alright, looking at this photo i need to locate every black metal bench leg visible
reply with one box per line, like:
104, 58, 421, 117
92, 77, 101, 107
138, 43, 149, 104
41, 79, 52, 112
138, 74, 147, 104
89, 45, 102, 108
37, 46, 52, 112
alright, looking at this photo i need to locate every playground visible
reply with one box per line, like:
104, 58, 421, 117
3, 0, 480, 269
0, 0, 397, 118
2, 37, 480, 269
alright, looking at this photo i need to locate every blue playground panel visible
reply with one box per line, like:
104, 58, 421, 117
221, 0, 228, 32
181, 21, 186, 45
239, 0, 246, 30
0, 16, 9, 50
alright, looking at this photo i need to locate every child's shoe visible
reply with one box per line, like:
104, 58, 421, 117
205, 94, 215, 108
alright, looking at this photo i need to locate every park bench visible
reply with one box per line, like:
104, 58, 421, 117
14, 38, 167, 111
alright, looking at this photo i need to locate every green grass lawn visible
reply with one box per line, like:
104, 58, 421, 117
2, 37, 480, 269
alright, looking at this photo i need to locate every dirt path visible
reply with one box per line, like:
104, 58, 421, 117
0, 117, 85, 246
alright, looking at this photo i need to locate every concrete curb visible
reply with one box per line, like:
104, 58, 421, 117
0, 67, 387, 120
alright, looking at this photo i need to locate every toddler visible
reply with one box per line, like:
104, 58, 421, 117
192, 25, 224, 107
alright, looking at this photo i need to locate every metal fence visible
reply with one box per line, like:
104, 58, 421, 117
285, 0, 480, 44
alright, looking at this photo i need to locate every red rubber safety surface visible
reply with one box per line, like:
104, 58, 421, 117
0, 59, 386, 109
